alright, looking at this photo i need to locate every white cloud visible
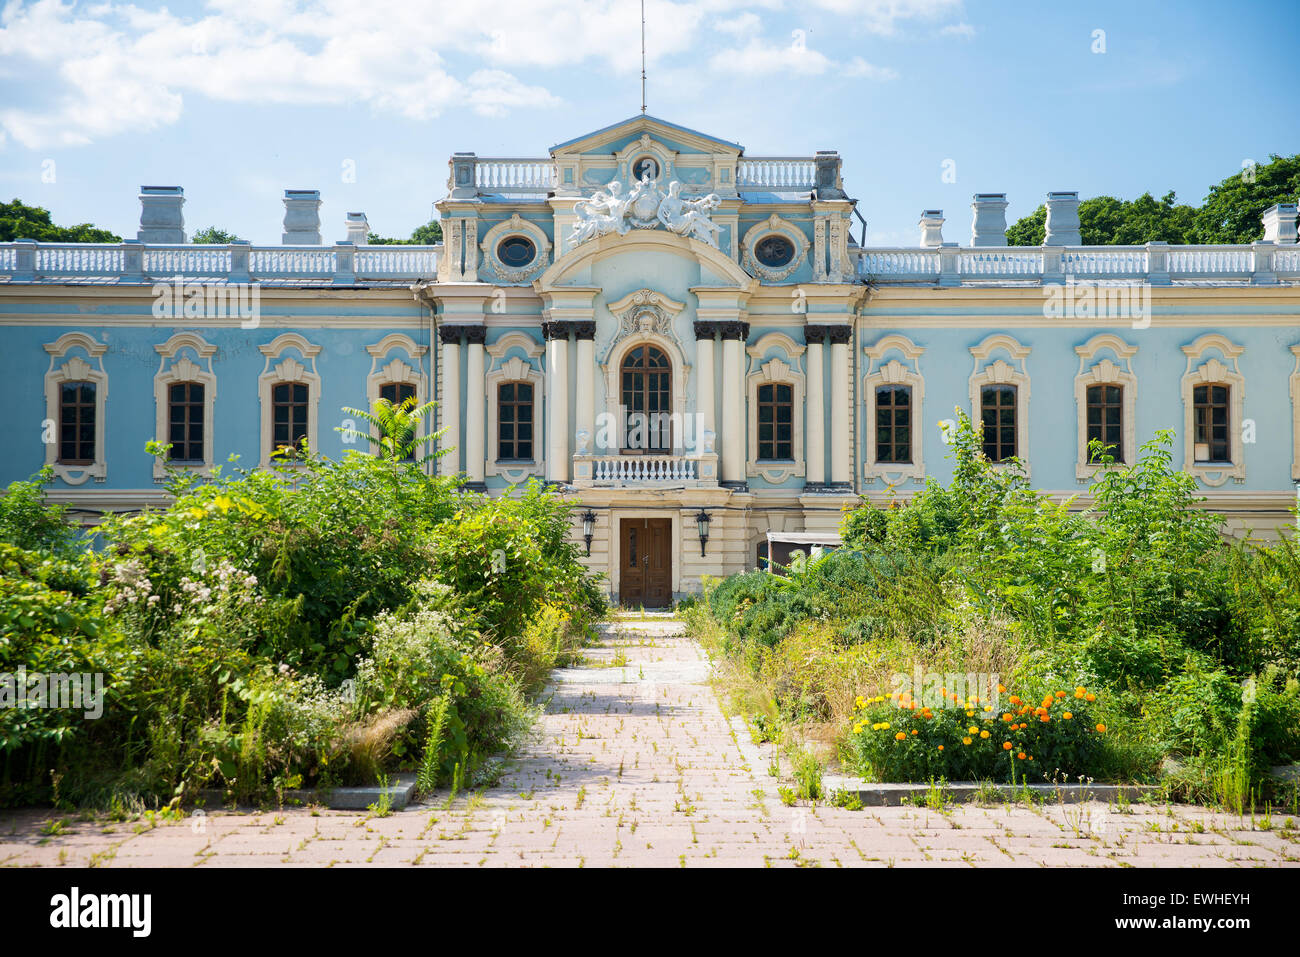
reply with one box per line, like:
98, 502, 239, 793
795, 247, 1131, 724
940, 22, 976, 38
0, 0, 962, 148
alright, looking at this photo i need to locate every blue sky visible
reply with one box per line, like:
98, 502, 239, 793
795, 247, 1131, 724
1, 0, 1296, 246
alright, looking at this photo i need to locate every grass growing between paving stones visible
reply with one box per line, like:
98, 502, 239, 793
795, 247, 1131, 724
684, 412, 1300, 811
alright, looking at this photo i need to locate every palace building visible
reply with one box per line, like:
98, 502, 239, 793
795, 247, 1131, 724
2, 114, 1299, 606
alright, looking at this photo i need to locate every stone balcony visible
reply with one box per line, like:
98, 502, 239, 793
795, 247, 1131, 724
571, 452, 719, 488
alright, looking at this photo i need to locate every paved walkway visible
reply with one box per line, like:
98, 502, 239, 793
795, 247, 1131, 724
2, 616, 1297, 867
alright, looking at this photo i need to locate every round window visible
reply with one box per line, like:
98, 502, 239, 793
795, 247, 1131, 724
497, 235, 536, 269
632, 156, 659, 181
755, 234, 795, 268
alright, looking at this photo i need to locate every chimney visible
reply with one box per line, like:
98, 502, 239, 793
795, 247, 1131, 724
137, 186, 186, 243
345, 212, 369, 245
1261, 203, 1298, 244
970, 193, 1008, 247
282, 189, 322, 245
919, 210, 945, 248
1044, 192, 1081, 245
813, 151, 847, 199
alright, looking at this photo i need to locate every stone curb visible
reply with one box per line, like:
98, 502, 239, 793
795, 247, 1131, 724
193, 772, 419, 812
822, 775, 1159, 807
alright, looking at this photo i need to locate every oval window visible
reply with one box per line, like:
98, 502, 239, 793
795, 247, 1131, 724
497, 235, 536, 268
632, 156, 659, 181
755, 234, 795, 268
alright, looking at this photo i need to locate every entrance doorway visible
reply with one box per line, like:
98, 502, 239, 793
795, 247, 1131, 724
619, 518, 672, 608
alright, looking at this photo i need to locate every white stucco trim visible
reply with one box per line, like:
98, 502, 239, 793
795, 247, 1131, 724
745, 343, 806, 483
740, 213, 811, 283
258, 333, 322, 467
1073, 333, 1138, 481
479, 214, 552, 284
1291, 343, 1300, 482
485, 354, 546, 481
969, 333, 1031, 478
43, 332, 108, 486
152, 332, 218, 481
863, 334, 926, 486
1180, 333, 1246, 487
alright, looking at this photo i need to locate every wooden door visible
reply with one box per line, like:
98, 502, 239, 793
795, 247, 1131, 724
620, 518, 672, 608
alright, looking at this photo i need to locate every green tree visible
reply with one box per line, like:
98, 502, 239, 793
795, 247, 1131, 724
368, 220, 442, 245
191, 226, 245, 244
336, 396, 444, 464
1193, 154, 1300, 244
1008, 192, 1197, 246
0, 199, 120, 243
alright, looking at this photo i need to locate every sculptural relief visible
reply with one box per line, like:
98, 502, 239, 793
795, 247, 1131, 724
570, 175, 722, 249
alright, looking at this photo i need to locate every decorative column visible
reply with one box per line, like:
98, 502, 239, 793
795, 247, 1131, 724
574, 322, 596, 455
829, 324, 852, 486
544, 321, 570, 483
719, 321, 749, 487
438, 326, 462, 477
464, 326, 486, 487
804, 325, 827, 487
693, 322, 718, 453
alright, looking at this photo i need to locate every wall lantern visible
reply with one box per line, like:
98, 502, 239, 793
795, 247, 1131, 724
581, 509, 597, 556
695, 509, 712, 557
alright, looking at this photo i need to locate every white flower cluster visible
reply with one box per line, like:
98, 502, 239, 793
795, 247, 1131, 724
103, 556, 262, 617
103, 559, 156, 615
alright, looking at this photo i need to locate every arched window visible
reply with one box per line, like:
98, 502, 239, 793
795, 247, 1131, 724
620, 345, 672, 452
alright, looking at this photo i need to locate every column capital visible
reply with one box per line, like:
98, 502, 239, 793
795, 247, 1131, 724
693, 320, 720, 340
826, 324, 852, 345
542, 320, 572, 341
463, 325, 487, 345
438, 325, 470, 345
718, 321, 750, 341
572, 321, 596, 340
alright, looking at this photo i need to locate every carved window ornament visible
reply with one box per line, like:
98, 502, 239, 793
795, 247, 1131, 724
153, 332, 218, 481
1073, 334, 1138, 481
602, 289, 691, 450
479, 214, 552, 284
485, 333, 546, 482
968, 333, 1031, 478
740, 214, 810, 283
258, 333, 322, 467
863, 334, 926, 486
614, 135, 678, 188
43, 332, 108, 486
364, 333, 429, 458
745, 332, 807, 484
1180, 333, 1246, 486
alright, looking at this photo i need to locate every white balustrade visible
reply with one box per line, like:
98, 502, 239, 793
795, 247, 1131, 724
736, 158, 817, 190
474, 158, 557, 192
249, 247, 336, 276
144, 245, 231, 277
354, 246, 440, 279
858, 249, 940, 278
1274, 248, 1300, 273
1063, 247, 1148, 277
959, 248, 1043, 277
33, 243, 125, 276
591, 455, 698, 484
1167, 245, 1254, 277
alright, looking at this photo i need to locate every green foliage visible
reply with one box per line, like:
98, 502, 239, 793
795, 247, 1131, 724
190, 226, 246, 244
367, 221, 443, 245
1006, 155, 1299, 247
0, 401, 604, 808
0, 199, 120, 243
697, 407, 1300, 805
336, 396, 441, 464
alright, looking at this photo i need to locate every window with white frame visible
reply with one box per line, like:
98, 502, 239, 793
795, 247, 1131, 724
1179, 333, 1245, 486
43, 333, 108, 485
968, 334, 1031, 475
863, 334, 925, 485
745, 332, 805, 483
258, 334, 321, 465
153, 332, 218, 480
1073, 334, 1138, 480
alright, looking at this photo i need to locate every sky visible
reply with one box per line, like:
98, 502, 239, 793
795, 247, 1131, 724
1, 0, 1297, 247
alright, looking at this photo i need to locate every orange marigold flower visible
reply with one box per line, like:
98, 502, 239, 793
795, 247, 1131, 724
1095, 723, 1106, 733
1055, 691, 1067, 698
1009, 695, 1021, 705
1017, 752, 1026, 760
980, 730, 990, 739
1040, 714, 1051, 723
1086, 693, 1096, 702
1003, 742, 1013, 750
1063, 712, 1073, 720
962, 737, 972, 745
1002, 713, 1013, 722
1074, 687, 1086, 699
997, 684, 1007, 694
895, 731, 907, 741
937, 745, 944, 751
911, 729, 919, 735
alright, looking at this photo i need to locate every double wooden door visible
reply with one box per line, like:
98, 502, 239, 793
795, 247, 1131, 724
619, 518, 672, 608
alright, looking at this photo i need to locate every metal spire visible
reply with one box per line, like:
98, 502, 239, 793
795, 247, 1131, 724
640, 0, 647, 114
